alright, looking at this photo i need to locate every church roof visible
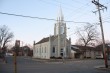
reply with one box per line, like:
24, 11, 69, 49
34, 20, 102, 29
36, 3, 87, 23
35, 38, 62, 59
35, 35, 57, 44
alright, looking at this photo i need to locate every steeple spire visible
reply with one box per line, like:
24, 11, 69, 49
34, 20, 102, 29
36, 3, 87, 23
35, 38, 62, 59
54, 6, 66, 36
57, 6, 64, 21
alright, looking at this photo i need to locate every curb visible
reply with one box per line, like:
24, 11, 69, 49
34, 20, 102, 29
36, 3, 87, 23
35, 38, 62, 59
94, 65, 110, 70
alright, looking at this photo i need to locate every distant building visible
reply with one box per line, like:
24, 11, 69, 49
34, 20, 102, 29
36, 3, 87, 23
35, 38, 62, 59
13, 40, 20, 56
33, 8, 71, 59
11, 45, 33, 56
71, 45, 81, 59
22, 46, 33, 56
71, 44, 110, 59
15, 40, 20, 47
95, 44, 110, 59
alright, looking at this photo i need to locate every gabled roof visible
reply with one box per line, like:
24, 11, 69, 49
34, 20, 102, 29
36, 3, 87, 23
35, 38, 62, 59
71, 46, 81, 53
71, 44, 110, 52
36, 37, 49, 44
95, 44, 110, 51
35, 35, 70, 45
71, 45, 95, 51
35, 35, 57, 44
22, 46, 30, 50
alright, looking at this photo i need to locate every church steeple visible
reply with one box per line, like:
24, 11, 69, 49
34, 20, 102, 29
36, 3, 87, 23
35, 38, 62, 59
54, 7, 67, 57
54, 7, 66, 36
57, 6, 64, 22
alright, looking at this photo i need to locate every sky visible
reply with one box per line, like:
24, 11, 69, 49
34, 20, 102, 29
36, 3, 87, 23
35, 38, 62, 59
0, 0, 110, 47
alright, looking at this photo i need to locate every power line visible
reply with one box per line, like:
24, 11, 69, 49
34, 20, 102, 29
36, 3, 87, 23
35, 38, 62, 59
0, 12, 56, 21
71, 0, 88, 5
40, 0, 92, 19
0, 11, 91, 24
39, 0, 75, 11
103, 21, 110, 23
53, 0, 78, 8
65, 2, 91, 19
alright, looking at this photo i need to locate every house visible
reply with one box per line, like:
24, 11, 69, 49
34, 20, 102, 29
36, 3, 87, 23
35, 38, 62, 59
22, 46, 32, 56
94, 44, 103, 59
71, 45, 95, 59
11, 45, 32, 56
71, 45, 80, 59
71, 44, 110, 59
95, 44, 110, 59
33, 8, 71, 59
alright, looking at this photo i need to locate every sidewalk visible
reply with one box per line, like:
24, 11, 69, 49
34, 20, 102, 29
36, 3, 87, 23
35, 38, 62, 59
23, 56, 82, 63
29, 57, 98, 63
95, 65, 110, 70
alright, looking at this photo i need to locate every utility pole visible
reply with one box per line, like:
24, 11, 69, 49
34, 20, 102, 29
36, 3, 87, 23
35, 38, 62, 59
92, 0, 108, 68
14, 52, 17, 73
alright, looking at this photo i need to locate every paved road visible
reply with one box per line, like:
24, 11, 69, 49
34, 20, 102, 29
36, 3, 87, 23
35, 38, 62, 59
0, 56, 110, 73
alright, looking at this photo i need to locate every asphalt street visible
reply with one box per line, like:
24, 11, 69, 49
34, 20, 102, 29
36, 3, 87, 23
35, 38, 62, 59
0, 56, 110, 73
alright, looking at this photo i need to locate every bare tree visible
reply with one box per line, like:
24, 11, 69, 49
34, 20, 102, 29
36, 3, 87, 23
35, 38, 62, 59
76, 23, 99, 47
0, 25, 14, 49
96, 39, 110, 46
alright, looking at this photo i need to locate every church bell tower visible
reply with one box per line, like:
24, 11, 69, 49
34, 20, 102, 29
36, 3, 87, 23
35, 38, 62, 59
54, 7, 67, 57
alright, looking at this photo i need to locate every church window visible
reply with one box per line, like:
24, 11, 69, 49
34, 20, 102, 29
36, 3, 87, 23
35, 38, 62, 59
60, 53, 63, 56
60, 26, 64, 34
45, 47, 46, 53
60, 48, 64, 56
42, 47, 43, 53
36, 48, 37, 53
60, 48, 63, 53
36, 48, 38, 53
56, 24, 58, 35
37, 48, 38, 53
39, 48, 41, 53
52, 47, 55, 53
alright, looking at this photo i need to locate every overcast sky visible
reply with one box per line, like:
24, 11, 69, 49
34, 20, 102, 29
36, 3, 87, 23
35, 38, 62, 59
0, 0, 110, 46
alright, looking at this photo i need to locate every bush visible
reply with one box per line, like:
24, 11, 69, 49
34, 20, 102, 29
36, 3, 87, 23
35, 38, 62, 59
56, 57, 62, 59
50, 56, 62, 59
50, 56, 55, 59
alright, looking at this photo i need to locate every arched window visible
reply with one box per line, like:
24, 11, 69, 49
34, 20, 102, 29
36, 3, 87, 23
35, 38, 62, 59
45, 47, 46, 53
53, 47, 55, 53
60, 26, 64, 34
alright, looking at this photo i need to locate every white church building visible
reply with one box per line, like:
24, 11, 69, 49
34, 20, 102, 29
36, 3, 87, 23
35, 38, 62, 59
33, 8, 71, 59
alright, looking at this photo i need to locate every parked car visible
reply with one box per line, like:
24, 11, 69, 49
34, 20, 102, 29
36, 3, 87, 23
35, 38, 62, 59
96, 54, 103, 59
6, 53, 13, 56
